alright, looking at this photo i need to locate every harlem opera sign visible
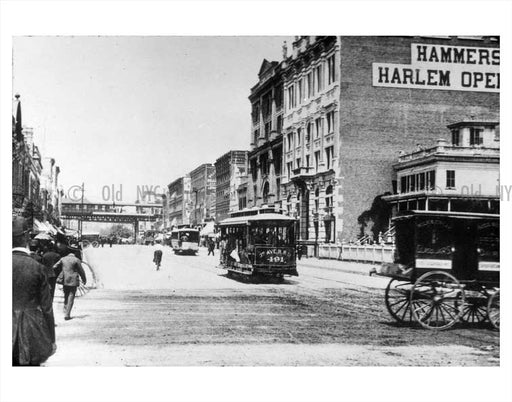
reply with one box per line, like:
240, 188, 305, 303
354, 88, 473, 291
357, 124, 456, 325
373, 43, 500, 92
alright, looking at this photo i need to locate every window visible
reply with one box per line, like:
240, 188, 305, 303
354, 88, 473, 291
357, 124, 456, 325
306, 155, 310, 168
410, 174, 416, 192
287, 162, 293, 179
427, 170, 436, 190
262, 92, 272, 120
253, 185, 257, 206
326, 111, 335, 134
275, 85, 283, 110
296, 158, 301, 169
327, 54, 336, 85
298, 79, 303, 104
252, 103, 260, 124
262, 182, 270, 204
419, 172, 426, 190
307, 72, 313, 98
296, 128, 301, 146
400, 176, 407, 193
287, 85, 295, 110
470, 128, 483, 146
276, 115, 283, 134
315, 117, 322, 138
315, 64, 323, 92
451, 129, 460, 146
325, 185, 334, 243
314, 151, 321, 172
253, 129, 259, 145
286, 133, 293, 150
306, 122, 312, 142
325, 146, 334, 170
264, 122, 272, 139
446, 170, 456, 188
276, 178, 281, 200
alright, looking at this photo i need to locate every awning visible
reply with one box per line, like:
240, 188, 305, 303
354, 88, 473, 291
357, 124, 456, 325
44, 221, 57, 235
33, 219, 48, 233
200, 221, 215, 236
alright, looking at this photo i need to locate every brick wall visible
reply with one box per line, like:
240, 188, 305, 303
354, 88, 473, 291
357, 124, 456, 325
338, 36, 499, 240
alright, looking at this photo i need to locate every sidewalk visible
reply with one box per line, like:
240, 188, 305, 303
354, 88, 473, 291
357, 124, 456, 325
297, 257, 378, 277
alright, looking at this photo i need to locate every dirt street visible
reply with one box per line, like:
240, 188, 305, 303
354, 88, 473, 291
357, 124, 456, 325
44, 245, 499, 366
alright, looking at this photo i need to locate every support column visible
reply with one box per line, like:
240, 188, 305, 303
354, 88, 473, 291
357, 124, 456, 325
134, 220, 139, 243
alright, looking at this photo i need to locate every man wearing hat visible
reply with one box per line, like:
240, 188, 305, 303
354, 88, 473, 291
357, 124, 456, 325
12, 216, 56, 366
53, 250, 87, 320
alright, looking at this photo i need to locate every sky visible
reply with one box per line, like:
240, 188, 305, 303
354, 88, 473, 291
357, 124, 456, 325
13, 36, 292, 203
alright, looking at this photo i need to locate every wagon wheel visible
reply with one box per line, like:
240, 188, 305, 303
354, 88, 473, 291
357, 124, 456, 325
384, 279, 415, 323
92, 241, 99, 248
487, 290, 500, 330
410, 271, 465, 330
75, 282, 88, 297
82, 240, 90, 248
460, 291, 488, 324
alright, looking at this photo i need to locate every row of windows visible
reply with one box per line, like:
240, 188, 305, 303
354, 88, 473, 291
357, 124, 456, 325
285, 111, 335, 150
400, 170, 457, 193
400, 170, 436, 193
253, 115, 284, 145
286, 53, 337, 110
285, 146, 335, 179
252, 86, 284, 125
451, 127, 484, 146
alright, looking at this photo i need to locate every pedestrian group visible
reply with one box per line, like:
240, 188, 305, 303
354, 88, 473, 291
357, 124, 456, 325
12, 216, 87, 366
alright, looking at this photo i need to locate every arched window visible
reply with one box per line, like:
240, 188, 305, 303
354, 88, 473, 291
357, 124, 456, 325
324, 185, 334, 243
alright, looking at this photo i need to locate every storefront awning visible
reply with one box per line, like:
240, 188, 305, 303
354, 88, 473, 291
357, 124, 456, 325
200, 221, 216, 237
33, 219, 48, 233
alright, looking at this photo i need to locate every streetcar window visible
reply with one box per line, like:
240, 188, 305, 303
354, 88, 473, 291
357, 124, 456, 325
249, 224, 294, 247
181, 230, 199, 242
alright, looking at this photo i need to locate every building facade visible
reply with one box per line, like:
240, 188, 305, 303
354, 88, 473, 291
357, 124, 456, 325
336, 36, 499, 241
247, 59, 285, 210
281, 36, 341, 253
383, 121, 500, 215
189, 164, 216, 226
215, 150, 248, 222
167, 176, 192, 228
41, 157, 63, 225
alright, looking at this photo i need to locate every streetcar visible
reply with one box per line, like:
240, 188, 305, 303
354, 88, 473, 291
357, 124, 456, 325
169, 226, 200, 255
218, 206, 298, 279
376, 210, 499, 330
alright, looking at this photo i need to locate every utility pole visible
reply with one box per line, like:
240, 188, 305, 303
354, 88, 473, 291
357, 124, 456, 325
79, 182, 84, 238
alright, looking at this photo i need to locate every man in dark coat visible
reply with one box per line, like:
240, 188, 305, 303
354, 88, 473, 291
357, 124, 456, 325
12, 217, 56, 366
153, 244, 163, 270
41, 244, 62, 303
53, 252, 87, 320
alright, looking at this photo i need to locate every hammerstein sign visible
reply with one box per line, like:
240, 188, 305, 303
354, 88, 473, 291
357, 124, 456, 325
373, 43, 500, 92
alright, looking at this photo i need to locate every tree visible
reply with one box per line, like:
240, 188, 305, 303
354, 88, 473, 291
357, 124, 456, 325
357, 193, 392, 240
101, 224, 133, 238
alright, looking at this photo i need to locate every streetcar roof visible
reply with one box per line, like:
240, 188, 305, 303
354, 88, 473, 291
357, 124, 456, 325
393, 210, 500, 221
218, 213, 296, 226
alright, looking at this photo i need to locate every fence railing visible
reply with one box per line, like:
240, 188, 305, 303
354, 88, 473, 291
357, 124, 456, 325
318, 243, 395, 264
